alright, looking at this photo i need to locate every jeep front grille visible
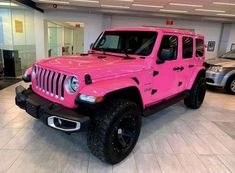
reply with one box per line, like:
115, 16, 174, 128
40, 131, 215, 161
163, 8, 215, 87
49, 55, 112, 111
35, 67, 67, 100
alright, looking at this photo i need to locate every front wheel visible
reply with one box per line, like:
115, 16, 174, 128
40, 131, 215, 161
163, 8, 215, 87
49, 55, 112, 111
184, 77, 206, 109
87, 99, 141, 164
225, 77, 235, 95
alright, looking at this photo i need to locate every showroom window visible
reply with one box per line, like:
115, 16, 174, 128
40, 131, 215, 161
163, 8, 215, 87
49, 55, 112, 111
0, 0, 36, 77
158, 35, 178, 60
196, 39, 204, 57
183, 36, 193, 59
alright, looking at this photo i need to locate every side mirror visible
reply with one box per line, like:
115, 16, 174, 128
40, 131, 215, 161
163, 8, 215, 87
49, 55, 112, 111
157, 48, 174, 63
90, 43, 94, 49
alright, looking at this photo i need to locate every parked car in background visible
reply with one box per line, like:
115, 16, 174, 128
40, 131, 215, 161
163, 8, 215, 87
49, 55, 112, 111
205, 50, 235, 94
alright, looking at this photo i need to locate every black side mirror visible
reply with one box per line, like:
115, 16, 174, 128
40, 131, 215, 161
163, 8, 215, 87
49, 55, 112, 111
90, 43, 94, 49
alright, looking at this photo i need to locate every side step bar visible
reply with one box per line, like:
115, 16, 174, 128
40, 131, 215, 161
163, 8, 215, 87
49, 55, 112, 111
143, 91, 190, 116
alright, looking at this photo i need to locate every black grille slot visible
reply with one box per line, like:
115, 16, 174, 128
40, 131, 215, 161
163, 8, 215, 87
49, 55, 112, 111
56, 73, 61, 96
46, 71, 51, 93
61, 75, 66, 98
51, 72, 55, 95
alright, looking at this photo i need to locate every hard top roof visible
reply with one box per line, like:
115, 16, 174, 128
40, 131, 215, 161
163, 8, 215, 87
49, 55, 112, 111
106, 27, 204, 38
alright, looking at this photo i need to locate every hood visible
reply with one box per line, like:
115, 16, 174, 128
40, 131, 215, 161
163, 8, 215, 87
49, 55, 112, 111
36, 54, 146, 80
206, 58, 235, 67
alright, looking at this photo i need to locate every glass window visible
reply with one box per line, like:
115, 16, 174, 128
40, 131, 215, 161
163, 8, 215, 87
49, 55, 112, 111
158, 35, 178, 60
183, 37, 193, 59
0, 1, 36, 76
196, 39, 204, 57
221, 50, 235, 60
98, 35, 120, 49
93, 31, 157, 56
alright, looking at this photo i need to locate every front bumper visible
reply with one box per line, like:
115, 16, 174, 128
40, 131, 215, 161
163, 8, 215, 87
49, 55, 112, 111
206, 71, 225, 87
15, 85, 89, 132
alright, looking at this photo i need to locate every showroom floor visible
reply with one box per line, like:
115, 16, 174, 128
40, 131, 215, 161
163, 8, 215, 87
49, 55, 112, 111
0, 82, 235, 173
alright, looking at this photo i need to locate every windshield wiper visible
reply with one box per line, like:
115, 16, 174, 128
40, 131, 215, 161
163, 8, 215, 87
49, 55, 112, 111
120, 49, 135, 59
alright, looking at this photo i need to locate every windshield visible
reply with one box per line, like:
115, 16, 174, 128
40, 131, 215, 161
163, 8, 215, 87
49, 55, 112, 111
221, 50, 235, 60
93, 31, 157, 56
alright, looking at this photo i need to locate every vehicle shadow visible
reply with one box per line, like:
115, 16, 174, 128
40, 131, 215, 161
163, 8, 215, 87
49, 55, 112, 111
28, 101, 190, 168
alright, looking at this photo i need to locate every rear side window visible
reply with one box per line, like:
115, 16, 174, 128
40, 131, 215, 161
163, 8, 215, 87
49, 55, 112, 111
183, 37, 193, 59
196, 39, 204, 57
158, 35, 178, 60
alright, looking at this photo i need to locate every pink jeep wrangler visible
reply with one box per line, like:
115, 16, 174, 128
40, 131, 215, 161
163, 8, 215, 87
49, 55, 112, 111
15, 27, 206, 164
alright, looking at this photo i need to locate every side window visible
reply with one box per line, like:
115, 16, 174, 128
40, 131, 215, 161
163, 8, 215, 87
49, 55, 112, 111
196, 39, 204, 57
158, 35, 178, 60
183, 37, 193, 59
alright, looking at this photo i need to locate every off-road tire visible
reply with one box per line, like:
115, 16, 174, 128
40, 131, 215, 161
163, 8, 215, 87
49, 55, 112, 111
184, 76, 206, 109
225, 76, 235, 95
87, 99, 141, 164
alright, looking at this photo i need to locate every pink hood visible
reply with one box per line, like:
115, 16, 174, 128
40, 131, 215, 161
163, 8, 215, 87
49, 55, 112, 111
36, 54, 146, 81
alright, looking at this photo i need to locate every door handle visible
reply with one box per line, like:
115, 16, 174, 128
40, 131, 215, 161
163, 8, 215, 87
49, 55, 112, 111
188, 65, 194, 68
173, 67, 180, 71
173, 67, 184, 71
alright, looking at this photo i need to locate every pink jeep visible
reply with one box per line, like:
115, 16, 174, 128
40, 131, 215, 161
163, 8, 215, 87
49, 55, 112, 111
15, 27, 206, 164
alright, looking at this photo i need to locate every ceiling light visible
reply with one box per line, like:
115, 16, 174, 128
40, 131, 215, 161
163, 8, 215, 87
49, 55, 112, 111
0, 2, 18, 6
217, 13, 235, 17
70, 0, 99, 3
213, 2, 235, 6
132, 4, 163, 8
195, 9, 225, 13
38, 0, 69, 4
160, 9, 188, 13
101, 5, 129, 9
169, 3, 203, 7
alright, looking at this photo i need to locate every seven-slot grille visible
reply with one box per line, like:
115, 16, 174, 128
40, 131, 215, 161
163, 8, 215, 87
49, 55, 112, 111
35, 67, 67, 100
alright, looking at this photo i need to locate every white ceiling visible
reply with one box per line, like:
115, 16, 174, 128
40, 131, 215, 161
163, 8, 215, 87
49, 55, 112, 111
32, 0, 235, 21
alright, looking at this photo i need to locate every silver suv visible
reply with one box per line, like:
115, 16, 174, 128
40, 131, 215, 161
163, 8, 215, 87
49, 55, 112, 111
206, 50, 235, 94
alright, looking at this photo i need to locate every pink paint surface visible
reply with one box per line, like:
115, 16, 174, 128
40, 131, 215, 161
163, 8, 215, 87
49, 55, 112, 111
29, 27, 205, 109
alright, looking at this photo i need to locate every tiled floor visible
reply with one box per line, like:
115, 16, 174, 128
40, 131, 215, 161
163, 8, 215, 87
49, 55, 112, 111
0, 81, 235, 173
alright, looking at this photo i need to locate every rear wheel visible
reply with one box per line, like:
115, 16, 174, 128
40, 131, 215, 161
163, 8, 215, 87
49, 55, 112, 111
225, 77, 235, 95
87, 99, 141, 164
184, 76, 206, 109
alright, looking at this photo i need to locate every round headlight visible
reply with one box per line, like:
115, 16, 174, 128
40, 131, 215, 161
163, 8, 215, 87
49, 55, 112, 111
66, 76, 79, 94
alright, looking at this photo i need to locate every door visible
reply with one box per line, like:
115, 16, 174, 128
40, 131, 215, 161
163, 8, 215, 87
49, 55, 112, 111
151, 35, 180, 104
178, 36, 195, 92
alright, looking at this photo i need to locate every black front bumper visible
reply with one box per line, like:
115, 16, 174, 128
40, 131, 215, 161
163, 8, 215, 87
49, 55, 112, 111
15, 85, 89, 132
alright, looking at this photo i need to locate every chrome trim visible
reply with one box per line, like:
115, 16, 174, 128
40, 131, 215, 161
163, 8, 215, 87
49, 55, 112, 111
35, 67, 67, 100
47, 116, 81, 132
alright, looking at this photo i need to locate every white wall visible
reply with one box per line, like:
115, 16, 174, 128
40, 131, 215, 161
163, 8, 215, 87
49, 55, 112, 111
110, 15, 222, 60
35, 10, 223, 60
34, 11, 46, 60
227, 24, 235, 52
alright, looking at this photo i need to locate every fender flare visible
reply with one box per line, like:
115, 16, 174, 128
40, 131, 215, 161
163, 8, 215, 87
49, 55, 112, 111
187, 67, 206, 89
